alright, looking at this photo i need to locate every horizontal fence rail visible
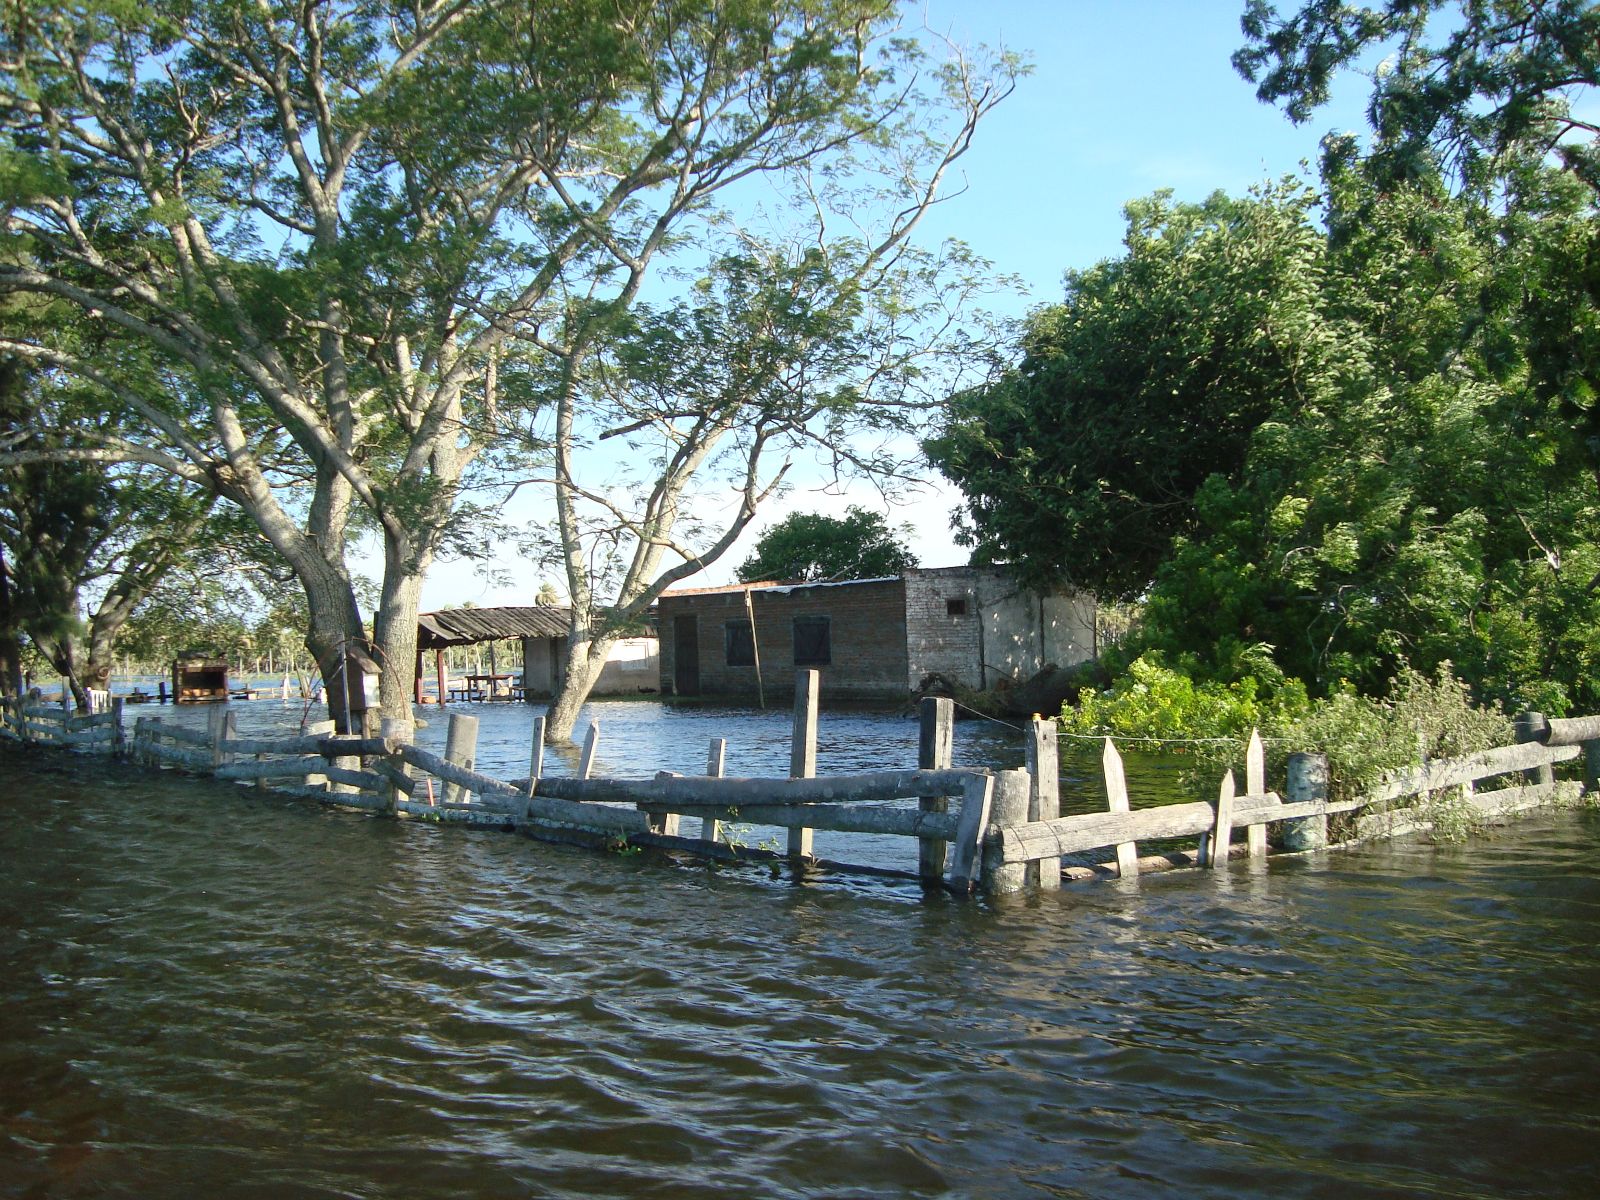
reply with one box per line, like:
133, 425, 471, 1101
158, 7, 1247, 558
3, 684, 1593, 897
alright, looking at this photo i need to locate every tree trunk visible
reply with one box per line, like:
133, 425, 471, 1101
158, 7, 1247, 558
372, 544, 426, 739
0, 543, 22, 698
544, 633, 615, 742
301, 574, 369, 734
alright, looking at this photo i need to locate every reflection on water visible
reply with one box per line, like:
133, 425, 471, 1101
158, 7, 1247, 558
3, 738, 1599, 1198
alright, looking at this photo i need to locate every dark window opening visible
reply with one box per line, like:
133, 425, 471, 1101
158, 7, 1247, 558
946, 597, 968, 617
793, 615, 831, 666
725, 621, 755, 667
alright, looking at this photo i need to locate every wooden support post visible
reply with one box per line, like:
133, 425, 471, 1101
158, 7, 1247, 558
1204, 770, 1236, 868
1514, 711, 1555, 786
917, 697, 955, 882
981, 768, 1032, 895
1102, 737, 1140, 878
1586, 738, 1600, 798
578, 721, 600, 780
300, 718, 335, 790
441, 713, 479, 805
947, 773, 994, 894
644, 772, 682, 836
435, 649, 447, 707
1025, 716, 1061, 889
60, 679, 69, 712
1282, 752, 1329, 851
527, 715, 547, 787
701, 737, 727, 845
788, 670, 819, 860
110, 697, 126, 759
380, 717, 409, 814
1245, 729, 1269, 858
413, 651, 424, 704
207, 703, 229, 769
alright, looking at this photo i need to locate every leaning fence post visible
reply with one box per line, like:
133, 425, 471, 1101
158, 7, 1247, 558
1025, 716, 1061, 889
947, 773, 994, 894
442, 713, 479, 805
1204, 770, 1236, 868
788, 670, 819, 861
1514, 711, 1554, 787
981, 768, 1032, 895
578, 720, 600, 780
1102, 738, 1139, 878
917, 697, 955, 882
527, 715, 547, 787
701, 737, 727, 846
1282, 752, 1329, 851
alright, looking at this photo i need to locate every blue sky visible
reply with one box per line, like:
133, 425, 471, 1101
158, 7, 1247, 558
417, 0, 1376, 609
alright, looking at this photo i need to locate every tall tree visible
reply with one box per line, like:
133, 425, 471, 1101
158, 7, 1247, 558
925, 182, 1334, 599
736, 506, 918, 583
0, 0, 1015, 737
1235, 0, 1600, 193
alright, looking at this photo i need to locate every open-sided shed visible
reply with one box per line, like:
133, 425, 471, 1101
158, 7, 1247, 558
414, 606, 659, 703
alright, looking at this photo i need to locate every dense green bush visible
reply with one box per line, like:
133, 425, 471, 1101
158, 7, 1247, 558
1062, 656, 1511, 806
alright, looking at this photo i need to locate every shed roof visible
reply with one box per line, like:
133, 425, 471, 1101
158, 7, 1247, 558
416, 606, 571, 650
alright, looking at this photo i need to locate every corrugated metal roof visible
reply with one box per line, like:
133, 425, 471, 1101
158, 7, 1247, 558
416, 606, 572, 649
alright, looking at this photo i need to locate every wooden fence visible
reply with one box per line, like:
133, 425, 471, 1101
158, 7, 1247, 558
2, 676, 1594, 896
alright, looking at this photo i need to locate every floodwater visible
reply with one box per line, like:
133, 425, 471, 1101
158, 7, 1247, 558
4, 702, 1599, 1198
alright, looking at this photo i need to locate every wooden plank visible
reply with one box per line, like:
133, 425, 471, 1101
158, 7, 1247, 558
146, 742, 213, 770
788, 670, 819, 860
947, 773, 995, 894
148, 723, 213, 747
1000, 793, 1286, 863
1366, 741, 1578, 803
1026, 718, 1061, 889
1543, 715, 1600, 747
917, 697, 955, 881
577, 721, 600, 780
635, 801, 961, 839
220, 734, 398, 757
214, 758, 330, 781
1245, 730, 1270, 857
1205, 770, 1236, 869
528, 767, 981, 806
1102, 738, 1139, 878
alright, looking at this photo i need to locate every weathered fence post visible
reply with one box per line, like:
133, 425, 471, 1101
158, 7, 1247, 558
1100, 738, 1140, 878
1514, 711, 1555, 787
981, 768, 1032, 895
1283, 752, 1329, 851
947, 772, 995, 894
1245, 730, 1269, 858
380, 717, 409, 814
701, 737, 727, 846
207, 703, 229, 770
110, 697, 126, 758
527, 715, 547, 788
1025, 716, 1061, 888
1203, 770, 1236, 868
917, 697, 955, 882
441, 713, 479, 805
788, 670, 819, 861
301, 718, 335, 791
577, 721, 600, 780
1586, 737, 1600, 799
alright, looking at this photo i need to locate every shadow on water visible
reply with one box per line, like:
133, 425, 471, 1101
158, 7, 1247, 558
4, 718, 1600, 1198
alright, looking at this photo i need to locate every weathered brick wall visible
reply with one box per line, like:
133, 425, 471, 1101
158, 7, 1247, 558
658, 579, 909, 702
905, 566, 1096, 689
904, 568, 983, 688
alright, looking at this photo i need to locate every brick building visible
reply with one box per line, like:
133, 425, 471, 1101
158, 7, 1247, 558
656, 566, 1096, 704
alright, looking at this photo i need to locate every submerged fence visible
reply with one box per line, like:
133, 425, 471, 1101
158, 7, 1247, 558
2, 678, 1594, 896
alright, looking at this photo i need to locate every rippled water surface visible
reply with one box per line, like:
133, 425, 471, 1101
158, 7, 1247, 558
4, 715, 1599, 1198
